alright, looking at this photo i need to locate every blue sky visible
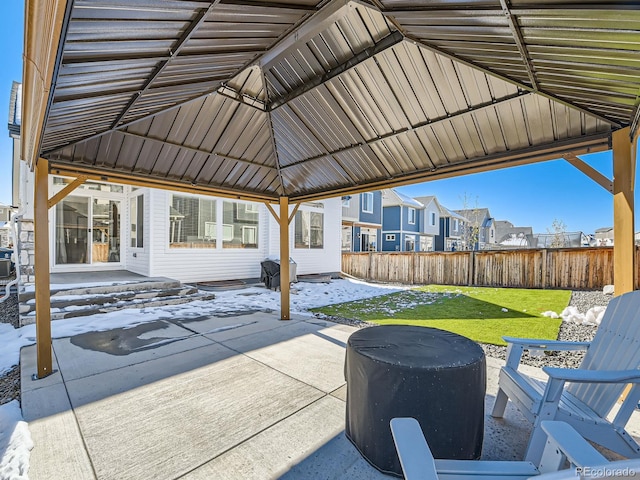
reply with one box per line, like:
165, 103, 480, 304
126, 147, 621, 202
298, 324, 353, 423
396, 151, 622, 234
1, 1, 24, 209
0, 2, 635, 235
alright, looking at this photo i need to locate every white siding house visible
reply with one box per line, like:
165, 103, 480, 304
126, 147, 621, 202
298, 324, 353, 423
17, 174, 342, 284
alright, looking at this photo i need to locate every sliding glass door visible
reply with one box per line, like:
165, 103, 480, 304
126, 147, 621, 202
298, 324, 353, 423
54, 195, 121, 265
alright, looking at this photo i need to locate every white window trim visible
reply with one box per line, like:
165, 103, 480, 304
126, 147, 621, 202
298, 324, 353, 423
242, 225, 257, 244
430, 212, 436, 226
408, 207, 416, 225
385, 234, 396, 241
222, 224, 234, 242
362, 192, 374, 214
130, 192, 144, 249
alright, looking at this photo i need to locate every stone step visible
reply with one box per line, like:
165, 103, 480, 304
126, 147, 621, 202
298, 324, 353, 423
19, 279, 183, 302
19, 286, 199, 314
20, 291, 217, 324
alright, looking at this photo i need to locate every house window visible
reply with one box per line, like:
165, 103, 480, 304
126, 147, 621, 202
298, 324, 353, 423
295, 211, 324, 249
453, 219, 459, 231
430, 212, 436, 226
420, 236, 433, 251
169, 195, 216, 248
130, 194, 144, 248
408, 207, 416, 225
223, 201, 259, 248
341, 226, 352, 251
405, 235, 415, 251
361, 192, 373, 213
386, 234, 396, 241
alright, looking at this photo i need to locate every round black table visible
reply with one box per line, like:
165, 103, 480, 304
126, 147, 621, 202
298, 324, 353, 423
344, 325, 486, 477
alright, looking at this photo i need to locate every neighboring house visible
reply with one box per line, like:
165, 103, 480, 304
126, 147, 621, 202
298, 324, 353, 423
595, 227, 614, 246
0, 224, 10, 248
341, 191, 382, 252
0, 203, 15, 248
435, 205, 467, 251
412, 196, 442, 252
381, 189, 428, 252
8, 84, 342, 285
494, 220, 534, 248
0, 204, 13, 223
454, 208, 496, 250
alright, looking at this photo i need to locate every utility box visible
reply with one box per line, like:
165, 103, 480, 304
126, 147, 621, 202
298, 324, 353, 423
0, 248, 14, 273
0, 259, 11, 278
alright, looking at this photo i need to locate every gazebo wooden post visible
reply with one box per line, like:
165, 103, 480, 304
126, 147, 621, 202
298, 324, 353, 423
613, 127, 637, 295
34, 158, 53, 378
279, 196, 291, 320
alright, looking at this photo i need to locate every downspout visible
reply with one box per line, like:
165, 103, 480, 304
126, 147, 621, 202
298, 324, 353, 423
0, 213, 22, 303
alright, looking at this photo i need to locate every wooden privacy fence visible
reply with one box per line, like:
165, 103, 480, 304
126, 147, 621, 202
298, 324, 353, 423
342, 247, 631, 290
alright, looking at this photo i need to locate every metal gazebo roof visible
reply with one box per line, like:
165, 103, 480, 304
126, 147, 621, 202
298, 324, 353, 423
24, 0, 640, 202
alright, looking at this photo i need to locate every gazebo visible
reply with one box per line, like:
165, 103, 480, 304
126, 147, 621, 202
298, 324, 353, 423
22, 0, 639, 377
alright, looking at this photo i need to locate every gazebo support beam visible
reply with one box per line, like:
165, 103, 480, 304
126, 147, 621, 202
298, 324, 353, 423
613, 127, 637, 295
279, 197, 291, 320
34, 158, 53, 378
47, 175, 88, 208
563, 154, 612, 193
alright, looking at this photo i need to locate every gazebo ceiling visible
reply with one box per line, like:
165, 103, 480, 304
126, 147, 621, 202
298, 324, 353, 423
28, 0, 640, 202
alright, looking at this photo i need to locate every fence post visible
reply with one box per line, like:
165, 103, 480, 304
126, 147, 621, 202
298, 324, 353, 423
468, 251, 475, 286
411, 252, 416, 285
541, 249, 548, 289
368, 251, 373, 281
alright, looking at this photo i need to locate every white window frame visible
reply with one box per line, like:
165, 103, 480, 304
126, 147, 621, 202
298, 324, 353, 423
385, 234, 396, 241
130, 193, 144, 249
453, 218, 459, 231
204, 221, 216, 240
405, 234, 415, 251
242, 225, 257, 244
408, 207, 416, 225
430, 212, 436, 226
362, 192, 373, 213
222, 224, 234, 242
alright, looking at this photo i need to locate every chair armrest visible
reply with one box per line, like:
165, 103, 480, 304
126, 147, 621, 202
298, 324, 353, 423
390, 417, 438, 479
538, 421, 607, 473
502, 337, 590, 370
503, 337, 591, 351
542, 367, 640, 384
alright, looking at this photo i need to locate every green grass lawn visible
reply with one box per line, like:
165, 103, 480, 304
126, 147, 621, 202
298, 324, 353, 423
312, 285, 571, 346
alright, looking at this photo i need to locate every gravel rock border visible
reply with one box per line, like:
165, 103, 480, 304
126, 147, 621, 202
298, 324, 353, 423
0, 291, 19, 329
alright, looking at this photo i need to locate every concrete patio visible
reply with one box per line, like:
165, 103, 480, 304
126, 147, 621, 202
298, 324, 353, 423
20, 310, 640, 480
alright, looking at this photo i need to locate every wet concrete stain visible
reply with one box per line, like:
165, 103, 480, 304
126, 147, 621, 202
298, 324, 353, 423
70, 320, 186, 356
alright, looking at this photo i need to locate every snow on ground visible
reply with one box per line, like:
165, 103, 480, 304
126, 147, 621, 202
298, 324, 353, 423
0, 401, 32, 480
0, 278, 406, 376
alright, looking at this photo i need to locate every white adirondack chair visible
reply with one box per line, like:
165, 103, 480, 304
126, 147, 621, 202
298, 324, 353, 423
390, 417, 640, 480
491, 289, 640, 464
